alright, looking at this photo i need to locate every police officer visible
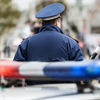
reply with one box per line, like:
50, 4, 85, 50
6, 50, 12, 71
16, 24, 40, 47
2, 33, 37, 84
13, 3, 83, 61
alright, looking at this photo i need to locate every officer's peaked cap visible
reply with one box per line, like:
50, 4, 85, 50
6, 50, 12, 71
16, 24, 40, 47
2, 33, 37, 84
35, 3, 65, 21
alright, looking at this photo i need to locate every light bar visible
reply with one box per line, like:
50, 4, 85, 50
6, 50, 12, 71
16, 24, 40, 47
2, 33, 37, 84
0, 60, 100, 81
43, 61, 100, 81
0, 61, 25, 79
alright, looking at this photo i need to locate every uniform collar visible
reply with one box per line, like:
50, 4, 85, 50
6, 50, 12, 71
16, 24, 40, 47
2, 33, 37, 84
39, 24, 64, 34
39, 24, 79, 43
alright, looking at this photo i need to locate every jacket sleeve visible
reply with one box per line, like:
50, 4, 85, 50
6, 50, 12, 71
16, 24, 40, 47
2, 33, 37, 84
68, 38, 84, 61
13, 39, 28, 61
69, 43, 83, 61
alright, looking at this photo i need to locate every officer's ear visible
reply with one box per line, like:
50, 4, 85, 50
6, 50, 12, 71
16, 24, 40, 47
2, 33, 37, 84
55, 20, 57, 26
55, 19, 61, 28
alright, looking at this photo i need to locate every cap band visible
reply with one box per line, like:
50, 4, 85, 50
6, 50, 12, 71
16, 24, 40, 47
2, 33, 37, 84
42, 14, 60, 21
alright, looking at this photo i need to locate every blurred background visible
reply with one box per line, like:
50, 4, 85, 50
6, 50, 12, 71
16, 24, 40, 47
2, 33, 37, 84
0, 0, 100, 60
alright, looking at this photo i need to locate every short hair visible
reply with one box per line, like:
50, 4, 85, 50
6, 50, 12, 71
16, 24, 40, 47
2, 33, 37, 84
31, 27, 40, 34
42, 18, 60, 25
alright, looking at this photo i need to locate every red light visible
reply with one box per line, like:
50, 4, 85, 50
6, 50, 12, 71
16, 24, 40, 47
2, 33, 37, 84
0, 61, 25, 78
0, 66, 13, 76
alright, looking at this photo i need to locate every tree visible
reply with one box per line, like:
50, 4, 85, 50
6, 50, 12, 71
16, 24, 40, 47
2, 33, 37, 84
0, 0, 21, 35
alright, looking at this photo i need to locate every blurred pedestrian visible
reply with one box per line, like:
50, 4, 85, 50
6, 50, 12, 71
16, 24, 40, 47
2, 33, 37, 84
3, 46, 11, 58
20, 20, 31, 40
3, 41, 11, 58
13, 3, 83, 61
30, 21, 42, 36
30, 26, 40, 36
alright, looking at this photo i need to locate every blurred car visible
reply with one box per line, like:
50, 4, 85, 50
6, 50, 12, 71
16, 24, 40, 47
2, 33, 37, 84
0, 83, 100, 100
0, 61, 100, 100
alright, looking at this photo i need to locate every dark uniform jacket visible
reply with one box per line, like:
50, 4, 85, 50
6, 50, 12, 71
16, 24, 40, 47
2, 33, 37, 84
13, 25, 83, 61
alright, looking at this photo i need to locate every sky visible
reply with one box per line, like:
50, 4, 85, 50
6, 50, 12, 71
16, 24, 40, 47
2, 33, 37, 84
12, 0, 95, 11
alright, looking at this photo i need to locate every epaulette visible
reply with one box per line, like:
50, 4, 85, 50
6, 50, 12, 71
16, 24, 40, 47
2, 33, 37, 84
68, 36, 79, 43
21, 36, 31, 43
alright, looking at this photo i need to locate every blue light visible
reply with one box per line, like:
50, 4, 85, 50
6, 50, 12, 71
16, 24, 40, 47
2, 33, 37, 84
43, 61, 100, 81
